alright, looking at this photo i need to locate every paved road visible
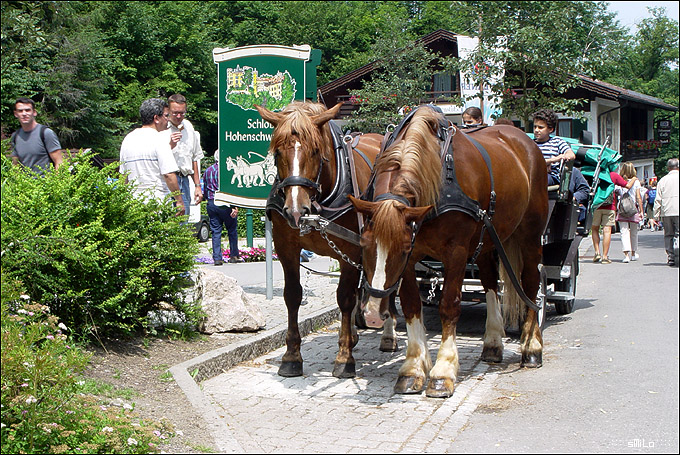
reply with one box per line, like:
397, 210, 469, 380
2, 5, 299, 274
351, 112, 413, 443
190, 229, 678, 453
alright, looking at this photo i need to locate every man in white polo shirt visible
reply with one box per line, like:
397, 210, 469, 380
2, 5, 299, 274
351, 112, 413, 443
119, 98, 185, 216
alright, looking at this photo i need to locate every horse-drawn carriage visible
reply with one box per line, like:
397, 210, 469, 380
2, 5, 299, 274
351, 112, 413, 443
414, 131, 614, 328
256, 101, 615, 398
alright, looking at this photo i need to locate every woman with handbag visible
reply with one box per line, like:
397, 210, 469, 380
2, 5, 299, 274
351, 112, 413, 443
615, 162, 644, 263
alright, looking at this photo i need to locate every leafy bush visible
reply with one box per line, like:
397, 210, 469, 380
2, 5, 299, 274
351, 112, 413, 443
0, 152, 200, 338
1, 272, 172, 454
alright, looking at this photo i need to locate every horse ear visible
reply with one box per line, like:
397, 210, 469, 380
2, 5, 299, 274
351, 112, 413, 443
310, 103, 342, 127
255, 104, 283, 127
348, 195, 377, 217
404, 205, 433, 224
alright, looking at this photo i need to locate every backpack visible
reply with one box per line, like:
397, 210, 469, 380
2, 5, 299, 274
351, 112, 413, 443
647, 188, 657, 206
617, 189, 638, 217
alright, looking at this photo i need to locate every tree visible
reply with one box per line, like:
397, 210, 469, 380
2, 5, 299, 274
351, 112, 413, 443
1, 1, 122, 152
444, 1, 629, 126
599, 7, 679, 176
345, 12, 439, 133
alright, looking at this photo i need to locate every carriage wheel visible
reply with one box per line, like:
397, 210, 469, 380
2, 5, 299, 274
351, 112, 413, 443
555, 253, 578, 315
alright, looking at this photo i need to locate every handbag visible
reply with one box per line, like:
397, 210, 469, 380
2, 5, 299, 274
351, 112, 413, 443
617, 189, 638, 217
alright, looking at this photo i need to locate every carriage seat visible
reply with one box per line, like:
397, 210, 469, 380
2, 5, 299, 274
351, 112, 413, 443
547, 159, 574, 202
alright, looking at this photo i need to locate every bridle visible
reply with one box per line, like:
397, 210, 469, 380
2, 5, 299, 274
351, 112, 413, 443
274, 151, 326, 203
360, 192, 420, 299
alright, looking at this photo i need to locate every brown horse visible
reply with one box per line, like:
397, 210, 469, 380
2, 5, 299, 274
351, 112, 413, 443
255, 101, 390, 379
350, 106, 548, 397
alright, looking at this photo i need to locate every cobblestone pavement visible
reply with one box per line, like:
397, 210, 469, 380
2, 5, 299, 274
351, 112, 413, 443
202, 320, 522, 453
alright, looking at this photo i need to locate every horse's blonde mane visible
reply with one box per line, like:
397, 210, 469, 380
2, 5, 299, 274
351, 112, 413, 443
372, 107, 443, 248
268, 102, 334, 160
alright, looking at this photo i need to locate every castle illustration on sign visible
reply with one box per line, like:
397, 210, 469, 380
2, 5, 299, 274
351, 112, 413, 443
226, 65, 296, 111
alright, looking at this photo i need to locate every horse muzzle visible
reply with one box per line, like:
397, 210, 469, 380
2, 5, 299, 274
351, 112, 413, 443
363, 298, 389, 328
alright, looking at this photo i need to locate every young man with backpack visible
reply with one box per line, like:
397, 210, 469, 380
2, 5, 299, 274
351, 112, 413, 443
10, 97, 63, 175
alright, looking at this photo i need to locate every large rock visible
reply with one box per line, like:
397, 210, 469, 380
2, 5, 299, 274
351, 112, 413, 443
198, 268, 265, 334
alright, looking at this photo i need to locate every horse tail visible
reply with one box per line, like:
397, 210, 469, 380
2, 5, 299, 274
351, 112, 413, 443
499, 237, 526, 330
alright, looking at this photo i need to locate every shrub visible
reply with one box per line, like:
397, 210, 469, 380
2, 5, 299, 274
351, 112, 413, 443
1, 272, 172, 454
0, 152, 200, 338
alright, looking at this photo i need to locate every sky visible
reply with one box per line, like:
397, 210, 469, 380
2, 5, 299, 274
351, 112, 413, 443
606, 1, 679, 33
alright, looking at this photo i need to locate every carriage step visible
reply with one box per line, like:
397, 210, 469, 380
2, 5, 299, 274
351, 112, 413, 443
546, 290, 575, 302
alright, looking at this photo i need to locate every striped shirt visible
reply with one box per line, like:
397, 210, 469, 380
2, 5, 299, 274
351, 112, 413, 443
202, 162, 219, 201
535, 136, 572, 180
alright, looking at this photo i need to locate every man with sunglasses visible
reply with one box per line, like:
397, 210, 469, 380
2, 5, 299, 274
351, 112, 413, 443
119, 98, 184, 215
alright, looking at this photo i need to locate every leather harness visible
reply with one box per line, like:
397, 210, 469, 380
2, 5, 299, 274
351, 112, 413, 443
363, 106, 541, 313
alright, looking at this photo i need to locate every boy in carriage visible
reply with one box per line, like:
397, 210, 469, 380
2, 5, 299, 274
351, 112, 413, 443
532, 108, 576, 186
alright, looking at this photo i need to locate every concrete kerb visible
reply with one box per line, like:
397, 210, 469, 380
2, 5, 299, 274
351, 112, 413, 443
169, 302, 340, 453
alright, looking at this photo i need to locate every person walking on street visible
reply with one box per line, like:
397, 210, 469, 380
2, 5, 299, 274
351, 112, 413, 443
165, 94, 204, 209
651, 158, 679, 266
615, 162, 644, 263
591, 171, 636, 264
646, 180, 658, 230
10, 97, 63, 174
119, 98, 184, 216
203, 151, 243, 265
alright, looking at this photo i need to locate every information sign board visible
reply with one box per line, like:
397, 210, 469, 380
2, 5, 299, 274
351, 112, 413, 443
212, 45, 319, 208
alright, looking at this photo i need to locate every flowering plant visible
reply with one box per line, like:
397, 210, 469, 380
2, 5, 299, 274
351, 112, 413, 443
1, 275, 173, 453
195, 246, 278, 264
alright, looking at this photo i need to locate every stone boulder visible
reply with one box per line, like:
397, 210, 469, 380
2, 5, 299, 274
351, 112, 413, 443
198, 268, 265, 334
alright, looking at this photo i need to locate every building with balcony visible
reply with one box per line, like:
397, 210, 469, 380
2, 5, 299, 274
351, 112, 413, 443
318, 29, 678, 182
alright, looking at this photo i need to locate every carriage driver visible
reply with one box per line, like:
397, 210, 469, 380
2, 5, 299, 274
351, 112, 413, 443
532, 108, 576, 186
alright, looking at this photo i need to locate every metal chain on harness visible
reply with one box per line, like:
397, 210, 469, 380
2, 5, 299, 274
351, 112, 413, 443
301, 269, 311, 306
427, 276, 441, 304
317, 219, 363, 270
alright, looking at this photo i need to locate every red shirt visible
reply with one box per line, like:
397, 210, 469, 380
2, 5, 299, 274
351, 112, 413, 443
599, 172, 628, 210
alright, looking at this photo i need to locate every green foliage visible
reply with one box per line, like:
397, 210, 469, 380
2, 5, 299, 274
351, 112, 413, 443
1, 277, 172, 454
446, 1, 631, 125
597, 7, 679, 175
1, 152, 200, 338
346, 13, 438, 133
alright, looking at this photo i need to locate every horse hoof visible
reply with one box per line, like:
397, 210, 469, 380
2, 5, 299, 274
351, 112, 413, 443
278, 361, 303, 377
426, 378, 455, 398
394, 375, 426, 394
379, 337, 399, 352
481, 346, 503, 363
332, 361, 356, 378
520, 352, 543, 368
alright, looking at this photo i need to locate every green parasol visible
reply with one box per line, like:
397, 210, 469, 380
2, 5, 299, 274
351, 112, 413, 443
561, 137, 622, 210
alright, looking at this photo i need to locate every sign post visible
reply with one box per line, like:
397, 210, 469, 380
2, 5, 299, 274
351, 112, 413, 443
213, 45, 320, 298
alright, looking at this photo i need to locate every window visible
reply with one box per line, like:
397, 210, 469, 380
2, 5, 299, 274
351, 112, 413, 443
558, 119, 572, 138
433, 73, 457, 98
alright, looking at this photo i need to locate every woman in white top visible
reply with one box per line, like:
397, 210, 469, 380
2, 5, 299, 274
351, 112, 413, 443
615, 162, 644, 263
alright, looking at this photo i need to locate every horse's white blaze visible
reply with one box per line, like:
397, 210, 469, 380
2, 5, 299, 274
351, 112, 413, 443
366, 241, 389, 313
399, 315, 431, 376
483, 290, 505, 350
430, 332, 459, 380
291, 140, 301, 212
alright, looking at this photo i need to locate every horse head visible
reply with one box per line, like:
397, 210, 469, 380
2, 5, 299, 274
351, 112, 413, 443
351, 195, 431, 327
255, 102, 342, 228
349, 106, 443, 327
